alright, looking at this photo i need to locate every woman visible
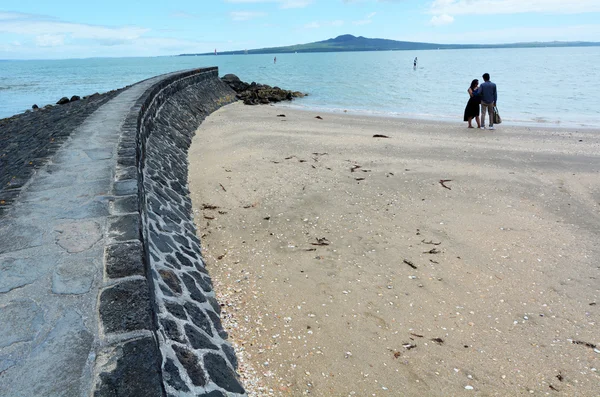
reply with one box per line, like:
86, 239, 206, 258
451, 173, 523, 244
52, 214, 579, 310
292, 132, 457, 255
463, 79, 481, 128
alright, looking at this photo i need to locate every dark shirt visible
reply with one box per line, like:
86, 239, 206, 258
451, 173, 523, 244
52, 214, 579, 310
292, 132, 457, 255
470, 88, 481, 103
479, 81, 497, 104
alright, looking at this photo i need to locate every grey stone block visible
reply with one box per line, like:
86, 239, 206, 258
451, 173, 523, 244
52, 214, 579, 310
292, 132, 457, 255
184, 302, 214, 337
104, 241, 144, 279
172, 345, 206, 387
184, 324, 218, 350
163, 358, 190, 392
110, 195, 139, 215
107, 214, 140, 241
117, 156, 136, 167
204, 353, 245, 394
99, 279, 153, 333
113, 179, 138, 196
115, 166, 137, 181
94, 336, 162, 397
158, 269, 182, 295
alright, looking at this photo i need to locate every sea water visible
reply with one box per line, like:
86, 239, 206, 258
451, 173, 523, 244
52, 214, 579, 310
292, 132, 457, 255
1, 47, 599, 127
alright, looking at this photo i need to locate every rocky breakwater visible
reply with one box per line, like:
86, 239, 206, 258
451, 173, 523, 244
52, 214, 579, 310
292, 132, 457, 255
0, 90, 123, 215
221, 74, 305, 105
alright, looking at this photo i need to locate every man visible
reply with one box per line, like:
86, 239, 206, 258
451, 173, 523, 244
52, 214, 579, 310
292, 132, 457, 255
479, 73, 497, 130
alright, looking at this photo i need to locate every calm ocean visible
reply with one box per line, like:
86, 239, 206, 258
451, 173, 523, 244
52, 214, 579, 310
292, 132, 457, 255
1, 47, 599, 127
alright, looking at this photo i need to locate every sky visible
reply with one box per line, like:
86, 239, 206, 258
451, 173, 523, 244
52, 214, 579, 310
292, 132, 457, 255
1, 0, 599, 59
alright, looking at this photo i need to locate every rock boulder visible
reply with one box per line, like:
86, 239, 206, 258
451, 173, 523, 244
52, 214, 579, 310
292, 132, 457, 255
221, 74, 306, 106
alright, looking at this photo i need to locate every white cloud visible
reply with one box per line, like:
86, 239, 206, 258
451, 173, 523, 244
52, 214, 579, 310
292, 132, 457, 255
230, 11, 268, 21
429, 0, 600, 16
0, 12, 237, 59
429, 14, 454, 26
399, 23, 600, 44
0, 13, 148, 41
35, 34, 65, 47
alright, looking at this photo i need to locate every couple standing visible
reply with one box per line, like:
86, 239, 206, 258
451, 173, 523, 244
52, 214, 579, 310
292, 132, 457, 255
463, 73, 498, 130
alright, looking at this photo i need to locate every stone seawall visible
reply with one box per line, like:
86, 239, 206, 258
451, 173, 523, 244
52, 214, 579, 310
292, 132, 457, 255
94, 68, 245, 396
0, 68, 245, 397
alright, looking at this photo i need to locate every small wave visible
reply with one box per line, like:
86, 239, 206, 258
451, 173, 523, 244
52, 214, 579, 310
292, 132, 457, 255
0, 83, 39, 91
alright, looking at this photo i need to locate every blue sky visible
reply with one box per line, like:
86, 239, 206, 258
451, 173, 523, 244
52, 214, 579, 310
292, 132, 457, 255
1, 0, 599, 59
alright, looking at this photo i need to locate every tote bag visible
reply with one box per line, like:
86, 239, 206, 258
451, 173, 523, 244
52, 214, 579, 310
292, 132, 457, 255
493, 106, 502, 124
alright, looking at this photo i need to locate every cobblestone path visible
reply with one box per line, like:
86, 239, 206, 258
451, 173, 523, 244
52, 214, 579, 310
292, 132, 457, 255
0, 78, 158, 397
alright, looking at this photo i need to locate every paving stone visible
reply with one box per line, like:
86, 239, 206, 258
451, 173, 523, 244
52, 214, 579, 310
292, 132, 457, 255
0, 300, 43, 348
84, 148, 113, 160
0, 257, 43, 293
0, 358, 16, 374
104, 241, 144, 279
0, 310, 94, 397
0, 222, 43, 255
55, 220, 103, 253
99, 279, 153, 333
203, 353, 245, 394
57, 199, 110, 220
94, 337, 163, 397
52, 260, 96, 295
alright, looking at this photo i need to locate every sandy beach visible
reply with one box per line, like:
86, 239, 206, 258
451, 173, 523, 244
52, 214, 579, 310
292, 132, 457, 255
188, 102, 600, 396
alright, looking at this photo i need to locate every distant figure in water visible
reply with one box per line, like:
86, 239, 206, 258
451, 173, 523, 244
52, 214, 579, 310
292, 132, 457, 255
413, 57, 418, 69
274, 56, 277, 64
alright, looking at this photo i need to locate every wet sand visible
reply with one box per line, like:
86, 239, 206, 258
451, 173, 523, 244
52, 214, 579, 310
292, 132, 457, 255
188, 102, 600, 396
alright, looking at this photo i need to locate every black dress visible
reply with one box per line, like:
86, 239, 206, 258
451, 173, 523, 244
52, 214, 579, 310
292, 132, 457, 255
463, 88, 481, 121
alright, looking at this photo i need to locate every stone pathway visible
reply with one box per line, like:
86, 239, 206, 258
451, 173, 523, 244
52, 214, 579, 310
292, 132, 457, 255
0, 78, 158, 397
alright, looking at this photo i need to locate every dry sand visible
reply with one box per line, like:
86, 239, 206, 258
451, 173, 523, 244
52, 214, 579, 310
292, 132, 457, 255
188, 102, 600, 396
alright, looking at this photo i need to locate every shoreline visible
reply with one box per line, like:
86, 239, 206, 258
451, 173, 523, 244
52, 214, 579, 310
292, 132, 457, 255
189, 102, 600, 396
275, 102, 600, 131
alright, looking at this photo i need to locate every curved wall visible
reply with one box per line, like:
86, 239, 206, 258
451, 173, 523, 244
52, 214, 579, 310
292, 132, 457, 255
93, 68, 245, 396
